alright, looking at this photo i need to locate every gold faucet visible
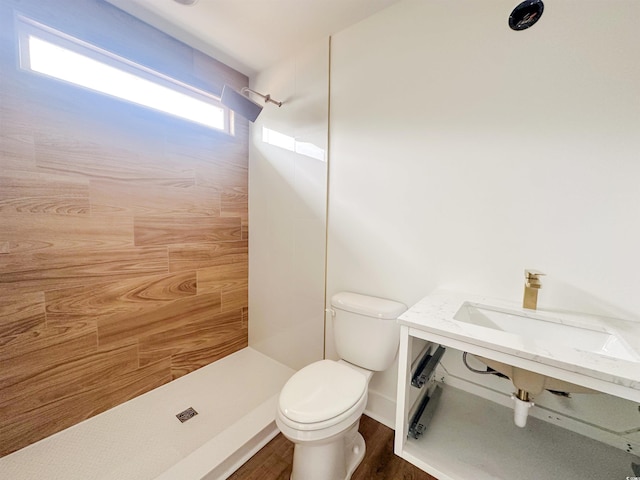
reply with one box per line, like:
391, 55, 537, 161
523, 269, 544, 310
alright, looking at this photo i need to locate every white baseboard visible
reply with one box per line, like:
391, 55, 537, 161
364, 389, 396, 430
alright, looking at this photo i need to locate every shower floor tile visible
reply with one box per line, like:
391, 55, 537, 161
0, 347, 294, 480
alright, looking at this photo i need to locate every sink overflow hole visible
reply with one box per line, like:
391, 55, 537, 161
176, 407, 198, 423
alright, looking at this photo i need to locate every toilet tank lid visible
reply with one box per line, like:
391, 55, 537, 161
331, 292, 407, 320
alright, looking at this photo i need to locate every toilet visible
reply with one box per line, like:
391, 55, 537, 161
276, 292, 407, 480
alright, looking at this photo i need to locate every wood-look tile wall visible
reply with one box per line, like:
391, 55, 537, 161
0, 0, 249, 456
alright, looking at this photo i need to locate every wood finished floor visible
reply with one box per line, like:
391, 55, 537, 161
227, 415, 437, 480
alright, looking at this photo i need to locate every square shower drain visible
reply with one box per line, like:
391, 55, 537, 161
176, 407, 198, 423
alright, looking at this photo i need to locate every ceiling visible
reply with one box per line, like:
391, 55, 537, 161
104, 0, 402, 77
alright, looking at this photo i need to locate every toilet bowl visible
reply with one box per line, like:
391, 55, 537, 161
276, 360, 372, 480
276, 292, 407, 480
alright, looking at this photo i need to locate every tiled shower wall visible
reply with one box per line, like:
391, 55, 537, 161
0, 0, 249, 456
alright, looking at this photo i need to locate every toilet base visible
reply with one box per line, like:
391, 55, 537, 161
343, 431, 366, 480
289, 420, 365, 480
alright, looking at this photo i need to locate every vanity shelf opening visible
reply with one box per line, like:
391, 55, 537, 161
402, 382, 640, 480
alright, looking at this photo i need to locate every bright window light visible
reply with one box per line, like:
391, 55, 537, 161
295, 140, 326, 162
262, 126, 295, 152
17, 16, 228, 132
262, 127, 326, 161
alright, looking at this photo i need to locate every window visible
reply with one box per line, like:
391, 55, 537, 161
16, 15, 230, 133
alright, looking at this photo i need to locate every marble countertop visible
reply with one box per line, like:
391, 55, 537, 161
398, 289, 640, 397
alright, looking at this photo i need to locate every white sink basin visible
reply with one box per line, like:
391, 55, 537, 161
454, 303, 640, 363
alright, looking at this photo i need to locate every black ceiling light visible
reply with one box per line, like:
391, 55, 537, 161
509, 0, 544, 31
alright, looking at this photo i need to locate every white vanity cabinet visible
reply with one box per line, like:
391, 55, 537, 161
393, 291, 640, 480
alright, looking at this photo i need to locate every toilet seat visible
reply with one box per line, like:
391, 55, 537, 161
278, 360, 367, 432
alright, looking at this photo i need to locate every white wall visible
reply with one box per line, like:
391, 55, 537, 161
327, 0, 640, 426
248, 39, 329, 370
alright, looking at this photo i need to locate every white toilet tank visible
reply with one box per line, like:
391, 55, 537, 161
331, 292, 407, 371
